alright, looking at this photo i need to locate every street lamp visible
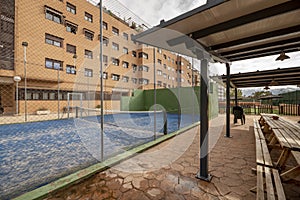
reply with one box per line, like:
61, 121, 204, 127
22, 42, 28, 121
13, 76, 21, 115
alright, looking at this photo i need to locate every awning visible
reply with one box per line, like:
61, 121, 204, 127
221, 66, 300, 88
133, 0, 300, 63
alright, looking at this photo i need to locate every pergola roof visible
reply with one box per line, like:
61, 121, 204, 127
221, 66, 300, 88
133, 0, 300, 62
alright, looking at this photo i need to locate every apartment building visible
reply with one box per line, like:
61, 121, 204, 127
0, 0, 198, 115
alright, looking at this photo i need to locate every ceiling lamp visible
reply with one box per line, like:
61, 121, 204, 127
275, 51, 290, 61
264, 85, 270, 90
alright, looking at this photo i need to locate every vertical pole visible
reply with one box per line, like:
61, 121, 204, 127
177, 56, 181, 130
153, 47, 157, 140
225, 63, 231, 138
58, 67, 60, 119
192, 58, 195, 123
100, 0, 104, 162
196, 58, 211, 181
234, 88, 238, 107
16, 82, 18, 115
22, 42, 28, 122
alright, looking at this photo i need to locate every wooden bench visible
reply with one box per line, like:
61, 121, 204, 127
256, 165, 286, 200
253, 119, 273, 168
252, 119, 286, 199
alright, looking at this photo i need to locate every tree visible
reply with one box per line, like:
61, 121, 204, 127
230, 88, 243, 98
251, 91, 272, 100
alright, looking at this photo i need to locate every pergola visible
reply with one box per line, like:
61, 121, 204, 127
133, 0, 300, 181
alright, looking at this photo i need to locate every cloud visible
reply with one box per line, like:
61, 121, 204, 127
115, 0, 300, 76
117, 0, 207, 25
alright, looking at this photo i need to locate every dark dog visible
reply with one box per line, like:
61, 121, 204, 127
233, 106, 245, 125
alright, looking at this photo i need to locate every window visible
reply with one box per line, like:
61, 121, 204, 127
139, 78, 149, 85
123, 47, 128, 54
157, 81, 162, 87
157, 48, 162, 54
84, 49, 93, 59
132, 78, 137, 84
163, 64, 167, 69
163, 83, 167, 88
66, 2, 76, 14
168, 66, 171, 71
123, 61, 129, 68
112, 27, 119, 36
168, 56, 170, 61
84, 68, 93, 77
45, 58, 63, 70
168, 75, 171, 80
138, 52, 148, 59
177, 78, 185, 82
112, 74, 120, 81
66, 21, 78, 34
102, 72, 108, 79
157, 70, 162, 75
163, 54, 167, 59
102, 36, 109, 46
178, 70, 184, 74
132, 64, 137, 71
172, 59, 175, 64
112, 58, 119, 66
49, 92, 56, 100
103, 55, 108, 64
139, 65, 149, 72
32, 92, 40, 100
132, 51, 137, 57
122, 76, 129, 83
45, 34, 63, 47
66, 44, 76, 54
163, 73, 167, 79
103, 21, 108, 30
112, 42, 119, 51
45, 7, 62, 24
84, 12, 93, 22
84, 29, 94, 41
157, 59, 162, 64
66, 65, 76, 74
123, 33, 128, 40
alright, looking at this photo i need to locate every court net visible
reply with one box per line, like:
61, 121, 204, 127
69, 107, 168, 134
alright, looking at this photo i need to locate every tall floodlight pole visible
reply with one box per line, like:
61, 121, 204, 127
57, 65, 60, 119
153, 47, 157, 140
22, 42, 28, 122
68, 54, 77, 119
100, 0, 104, 162
13, 76, 21, 115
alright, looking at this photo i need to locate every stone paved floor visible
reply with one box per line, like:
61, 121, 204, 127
44, 115, 300, 200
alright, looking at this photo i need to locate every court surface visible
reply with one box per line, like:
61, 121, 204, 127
0, 112, 198, 199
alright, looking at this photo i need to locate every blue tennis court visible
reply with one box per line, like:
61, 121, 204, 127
0, 112, 198, 199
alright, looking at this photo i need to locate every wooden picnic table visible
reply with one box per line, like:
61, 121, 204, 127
259, 113, 300, 182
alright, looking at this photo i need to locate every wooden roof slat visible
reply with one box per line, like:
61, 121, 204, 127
191, 1, 300, 40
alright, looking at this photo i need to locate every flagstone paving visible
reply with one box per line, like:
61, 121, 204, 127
44, 115, 300, 200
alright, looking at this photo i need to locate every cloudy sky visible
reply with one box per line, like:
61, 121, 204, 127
113, 0, 300, 76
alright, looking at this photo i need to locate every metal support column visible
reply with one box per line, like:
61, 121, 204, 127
196, 59, 211, 181
225, 63, 231, 138
100, 0, 104, 162
234, 88, 238, 107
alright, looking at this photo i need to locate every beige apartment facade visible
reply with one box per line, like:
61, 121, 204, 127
0, 0, 198, 115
